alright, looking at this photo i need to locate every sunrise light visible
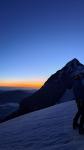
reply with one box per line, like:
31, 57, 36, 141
0, 80, 45, 89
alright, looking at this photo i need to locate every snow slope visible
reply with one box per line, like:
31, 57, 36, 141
0, 101, 84, 150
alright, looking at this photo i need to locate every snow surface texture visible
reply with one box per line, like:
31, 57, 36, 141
0, 101, 84, 150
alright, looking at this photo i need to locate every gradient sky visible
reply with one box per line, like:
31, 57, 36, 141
0, 0, 84, 88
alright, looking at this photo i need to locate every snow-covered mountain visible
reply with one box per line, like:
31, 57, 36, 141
0, 58, 84, 123
0, 100, 84, 150
19, 58, 84, 115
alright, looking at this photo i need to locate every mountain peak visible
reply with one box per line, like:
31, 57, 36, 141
62, 58, 84, 77
71, 58, 79, 63
66, 58, 80, 67
63, 58, 83, 69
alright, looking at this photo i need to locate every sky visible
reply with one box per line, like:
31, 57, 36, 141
0, 0, 84, 88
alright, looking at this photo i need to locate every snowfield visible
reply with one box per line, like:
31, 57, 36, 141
0, 101, 84, 150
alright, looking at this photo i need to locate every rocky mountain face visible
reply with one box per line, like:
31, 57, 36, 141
19, 58, 84, 115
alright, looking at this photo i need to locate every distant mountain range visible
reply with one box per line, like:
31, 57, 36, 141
0, 89, 36, 104
0, 89, 36, 122
0, 58, 84, 123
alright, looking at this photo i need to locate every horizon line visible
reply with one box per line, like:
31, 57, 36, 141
0, 80, 45, 89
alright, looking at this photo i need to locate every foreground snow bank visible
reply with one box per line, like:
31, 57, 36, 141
0, 101, 84, 150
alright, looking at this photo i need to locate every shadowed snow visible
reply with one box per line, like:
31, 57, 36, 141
0, 101, 84, 150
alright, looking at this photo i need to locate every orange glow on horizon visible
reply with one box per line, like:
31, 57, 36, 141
0, 80, 45, 89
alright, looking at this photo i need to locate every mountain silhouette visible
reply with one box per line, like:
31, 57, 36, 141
0, 58, 84, 123
18, 58, 84, 114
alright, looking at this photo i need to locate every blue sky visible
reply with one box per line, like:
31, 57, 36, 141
0, 0, 84, 84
